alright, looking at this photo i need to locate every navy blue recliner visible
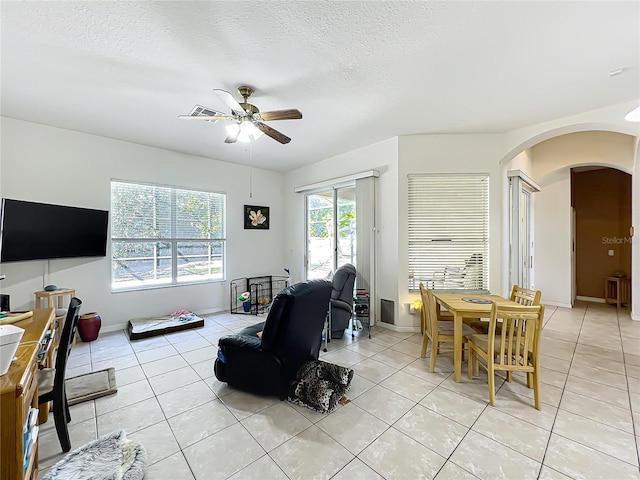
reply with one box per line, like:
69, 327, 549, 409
214, 279, 332, 397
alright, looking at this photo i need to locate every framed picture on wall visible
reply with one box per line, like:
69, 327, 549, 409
244, 205, 270, 229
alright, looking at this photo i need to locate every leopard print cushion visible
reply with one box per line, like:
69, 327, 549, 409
287, 360, 354, 413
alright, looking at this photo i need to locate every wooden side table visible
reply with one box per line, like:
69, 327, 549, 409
34, 288, 76, 310
604, 277, 631, 308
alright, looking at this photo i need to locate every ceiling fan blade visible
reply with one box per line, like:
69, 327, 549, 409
259, 109, 303, 121
177, 115, 234, 121
213, 89, 245, 115
256, 122, 291, 144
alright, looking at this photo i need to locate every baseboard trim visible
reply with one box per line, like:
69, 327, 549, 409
576, 296, 605, 303
542, 301, 573, 309
377, 322, 420, 333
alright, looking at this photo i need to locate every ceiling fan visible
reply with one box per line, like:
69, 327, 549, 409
178, 86, 302, 144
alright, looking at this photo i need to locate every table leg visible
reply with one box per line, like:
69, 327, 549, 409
454, 313, 462, 382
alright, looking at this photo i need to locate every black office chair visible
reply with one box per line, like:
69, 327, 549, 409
38, 297, 82, 452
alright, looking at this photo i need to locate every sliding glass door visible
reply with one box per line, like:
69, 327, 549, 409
306, 186, 356, 279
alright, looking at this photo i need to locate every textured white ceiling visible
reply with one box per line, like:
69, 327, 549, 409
1, 1, 639, 172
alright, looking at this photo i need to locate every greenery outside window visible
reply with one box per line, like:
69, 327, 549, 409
110, 181, 225, 291
408, 174, 489, 292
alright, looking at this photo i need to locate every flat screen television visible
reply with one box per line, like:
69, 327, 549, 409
0, 198, 109, 262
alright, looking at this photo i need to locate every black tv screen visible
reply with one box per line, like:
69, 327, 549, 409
0, 199, 109, 262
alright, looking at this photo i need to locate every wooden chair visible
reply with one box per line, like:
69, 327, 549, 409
467, 303, 545, 409
467, 285, 541, 334
419, 283, 475, 372
511, 285, 542, 306
38, 297, 82, 452
420, 291, 453, 334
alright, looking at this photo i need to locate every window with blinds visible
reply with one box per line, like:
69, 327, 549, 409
408, 174, 489, 292
110, 181, 226, 291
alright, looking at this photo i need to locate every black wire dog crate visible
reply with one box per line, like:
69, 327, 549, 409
230, 275, 289, 315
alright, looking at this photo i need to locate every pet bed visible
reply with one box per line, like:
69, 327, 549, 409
42, 429, 146, 480
127, 310, 204, 340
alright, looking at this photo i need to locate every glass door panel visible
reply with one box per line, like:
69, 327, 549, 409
306, 191, 334, 279
336, 187, 356, 268
306, 186, 357, 280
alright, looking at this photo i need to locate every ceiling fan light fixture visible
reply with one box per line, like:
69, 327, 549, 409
236, 119, 263, 142
624, 105, 640, 122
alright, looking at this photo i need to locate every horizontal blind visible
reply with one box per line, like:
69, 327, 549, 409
408, 174, 489, 292
111, 182, 171, 239
111, 182, 225, 241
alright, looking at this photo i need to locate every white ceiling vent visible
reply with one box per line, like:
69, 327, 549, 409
189, 105, 223, 118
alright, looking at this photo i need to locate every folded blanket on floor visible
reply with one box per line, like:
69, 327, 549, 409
287, 360, 354, 414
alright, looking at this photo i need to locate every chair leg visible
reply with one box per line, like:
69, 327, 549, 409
506, 371, 512, 383
532, 368, 541, 410
65, 393, 71, 423
420, 332, 429, 358
53, 394, 71, 452
429, 340, 437, 372
487, 366, 496, 406
526, 371, 533, 389
468, 347, 474, 379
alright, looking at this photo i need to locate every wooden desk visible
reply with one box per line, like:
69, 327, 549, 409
432, 293, 518, 382
1, 308, 54, 480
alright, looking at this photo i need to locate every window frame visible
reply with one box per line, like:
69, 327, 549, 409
110, 180, 226, 292
407, 173, 490, 293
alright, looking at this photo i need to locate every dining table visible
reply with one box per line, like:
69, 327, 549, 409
431, 292, 520, 382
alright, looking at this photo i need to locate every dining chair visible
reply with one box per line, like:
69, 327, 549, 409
467, 303, 545, 409
467, 284, 541, 334
420, 283, 475, 372
38, 297, 82, 452
420, 290, 453, 334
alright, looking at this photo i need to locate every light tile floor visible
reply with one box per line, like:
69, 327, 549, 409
37, 301, 640, 479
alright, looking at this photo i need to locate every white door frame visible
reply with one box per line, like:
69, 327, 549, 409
508, 170, 541, 290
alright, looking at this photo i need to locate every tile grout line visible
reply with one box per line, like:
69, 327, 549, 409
536, 301, 586, 479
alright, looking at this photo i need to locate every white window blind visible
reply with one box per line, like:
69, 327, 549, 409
111, 181, 226, 291
408, 174, 489, 292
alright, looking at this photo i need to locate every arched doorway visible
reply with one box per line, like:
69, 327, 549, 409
500, 129, 637, 314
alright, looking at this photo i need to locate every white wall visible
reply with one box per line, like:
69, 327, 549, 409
0, 117, 285, 330
534, 169, 573, 307
283, 137, 399, 324
532, 131, 635, 178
